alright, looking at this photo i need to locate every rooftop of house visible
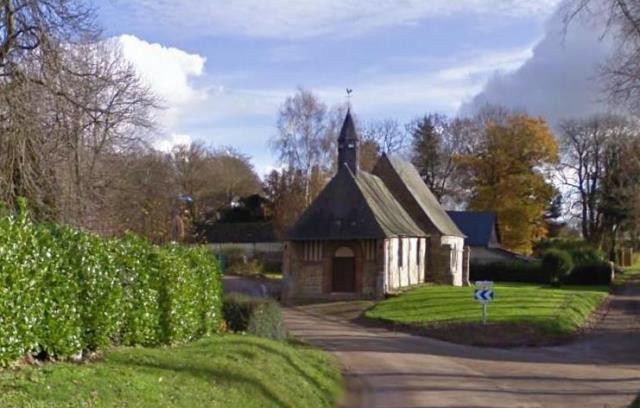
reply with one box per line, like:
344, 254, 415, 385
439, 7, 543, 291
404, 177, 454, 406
377, 154, 464, 238
446, 211, 500, 247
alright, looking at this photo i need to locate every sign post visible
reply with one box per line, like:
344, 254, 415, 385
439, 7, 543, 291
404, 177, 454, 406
473, 281, 494, 324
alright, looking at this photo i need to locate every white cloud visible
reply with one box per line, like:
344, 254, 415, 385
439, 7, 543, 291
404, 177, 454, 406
109, 33, 536, 173
178, 45, 535, 127
153, 133, 192, 152
321, 46, 535, 116
110, 0, 561, 39
116, 34, 207, 127
460, 4, 616, 125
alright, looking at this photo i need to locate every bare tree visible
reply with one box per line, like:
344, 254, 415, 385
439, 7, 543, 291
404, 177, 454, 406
0, 0, 97, 76
558, 113, 640, 248
565, 0, 640, 113
363, 118, 407, 155
203, 148, 261, 212
0, 1, 157, 225
171, 142, 261, 223
263, 168, 306, 237
53, 41, 156, 226
271, 88, 333, 205
107, 149, 176, 242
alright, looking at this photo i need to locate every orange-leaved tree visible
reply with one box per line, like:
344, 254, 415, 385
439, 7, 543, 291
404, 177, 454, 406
457, 114, 558, 254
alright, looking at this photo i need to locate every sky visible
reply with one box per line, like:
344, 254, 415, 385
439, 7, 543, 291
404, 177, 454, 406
96, 0, 613, 176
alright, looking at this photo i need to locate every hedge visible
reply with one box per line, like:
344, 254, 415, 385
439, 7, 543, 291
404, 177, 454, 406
471, 239, 613, 286
565, 262, 614, 285
470, 261, 547, 283
222, 293, 286, 341
470, 260, 613, 285
0, 208, 222, 366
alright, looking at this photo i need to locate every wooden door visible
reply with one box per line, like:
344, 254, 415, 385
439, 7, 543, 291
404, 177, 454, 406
332, 257, 355, 292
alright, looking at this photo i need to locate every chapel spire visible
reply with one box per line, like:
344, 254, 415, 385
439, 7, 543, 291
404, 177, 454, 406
337, 109, 359, 175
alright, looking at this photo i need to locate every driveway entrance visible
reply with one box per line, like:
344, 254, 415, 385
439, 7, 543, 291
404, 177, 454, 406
284, 290, 640, 408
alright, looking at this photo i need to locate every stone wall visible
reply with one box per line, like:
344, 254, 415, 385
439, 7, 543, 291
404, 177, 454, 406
283, 242, 317, 301
429, 235, 464, 286
283, 239, 383, 302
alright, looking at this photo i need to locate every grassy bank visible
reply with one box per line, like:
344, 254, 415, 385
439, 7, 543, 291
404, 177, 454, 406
365, 284, 608, 346
0, 335, 342, 408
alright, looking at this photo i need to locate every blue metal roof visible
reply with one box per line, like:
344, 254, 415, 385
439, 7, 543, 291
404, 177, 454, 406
446, 211, 499, 247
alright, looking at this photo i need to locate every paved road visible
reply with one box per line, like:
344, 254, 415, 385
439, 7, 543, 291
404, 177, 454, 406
283, 287, 640, 408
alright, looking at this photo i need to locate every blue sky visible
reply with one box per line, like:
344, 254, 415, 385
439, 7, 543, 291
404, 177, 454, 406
96, 1, 567, 175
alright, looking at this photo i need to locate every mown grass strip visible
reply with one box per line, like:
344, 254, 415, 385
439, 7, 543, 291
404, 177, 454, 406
366, 284, 608, 336
0, 335, 343, 408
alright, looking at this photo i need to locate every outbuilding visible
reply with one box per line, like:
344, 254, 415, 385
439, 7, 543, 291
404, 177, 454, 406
446, 211, 533, 265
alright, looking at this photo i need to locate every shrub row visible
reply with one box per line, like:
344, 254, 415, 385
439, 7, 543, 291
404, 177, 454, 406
534, 238, 605, 265
470, 261, 548, 284
222, 293, 286, 341
0, 208, 222, 365
472, 238, 613, 286
470, 259, 613, 285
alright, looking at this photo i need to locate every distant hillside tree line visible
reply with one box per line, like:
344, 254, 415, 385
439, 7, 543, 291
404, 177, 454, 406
268, 88, 640, 257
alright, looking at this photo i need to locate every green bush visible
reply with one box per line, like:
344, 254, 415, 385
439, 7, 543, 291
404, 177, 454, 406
113, 234, 161, 347
0, 209, 222, 366
470, 257, 608, 286
222, 294, 285, 340
566, 261, 613, 285
535, 238, 605, 266
222, 293, 254, 332
247, 300, 286, 341
542, 249, 574, 285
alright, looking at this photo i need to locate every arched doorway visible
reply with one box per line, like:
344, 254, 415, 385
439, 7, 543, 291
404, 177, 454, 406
332, 246, 356, 292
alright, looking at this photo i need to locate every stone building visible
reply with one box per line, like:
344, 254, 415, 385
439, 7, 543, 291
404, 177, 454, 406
282, 110, 468, 302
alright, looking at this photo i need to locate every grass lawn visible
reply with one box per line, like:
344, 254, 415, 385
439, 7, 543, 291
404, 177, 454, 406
0, 335, 342, 408
365, 284, 609, 346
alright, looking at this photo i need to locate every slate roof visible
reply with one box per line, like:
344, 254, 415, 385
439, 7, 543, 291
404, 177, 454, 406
288, 111, 463, 242
380, 154, 465, 238
288, 166, 425, 240
354, 171, 425, 237
446, 211, 499, 247
338, 109, 358, 142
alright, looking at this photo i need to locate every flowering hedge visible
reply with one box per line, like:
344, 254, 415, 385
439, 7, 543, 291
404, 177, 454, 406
0, 207, 222, 365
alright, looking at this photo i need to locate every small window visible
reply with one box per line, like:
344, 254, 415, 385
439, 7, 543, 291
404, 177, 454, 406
398, 238, 403, 267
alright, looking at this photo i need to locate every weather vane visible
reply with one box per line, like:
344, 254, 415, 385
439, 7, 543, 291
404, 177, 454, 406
346, 88, 353, 107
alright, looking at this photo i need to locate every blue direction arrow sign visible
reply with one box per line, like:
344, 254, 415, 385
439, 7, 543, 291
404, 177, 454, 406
474, 288, 494, 303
